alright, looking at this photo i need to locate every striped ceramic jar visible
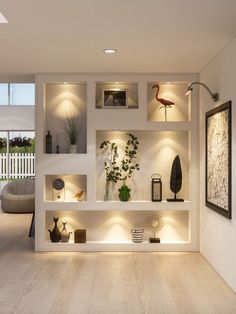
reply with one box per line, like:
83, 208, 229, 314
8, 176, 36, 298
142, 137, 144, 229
131, 228, 144, 243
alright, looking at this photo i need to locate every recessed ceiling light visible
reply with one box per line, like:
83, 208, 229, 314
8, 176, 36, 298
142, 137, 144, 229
103, 48, 117, 54
0, 12, 8, 24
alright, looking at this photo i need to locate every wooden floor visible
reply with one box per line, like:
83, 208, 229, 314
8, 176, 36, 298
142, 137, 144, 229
0, 213, 236, 314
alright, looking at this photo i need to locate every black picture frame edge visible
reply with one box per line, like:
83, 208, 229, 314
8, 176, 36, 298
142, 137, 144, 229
205, 100, 232, 219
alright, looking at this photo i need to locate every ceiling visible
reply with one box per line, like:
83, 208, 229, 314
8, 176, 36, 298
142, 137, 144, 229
0, 0, 236, 76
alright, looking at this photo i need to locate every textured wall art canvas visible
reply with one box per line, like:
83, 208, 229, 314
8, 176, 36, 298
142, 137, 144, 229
205, 101, 231, 219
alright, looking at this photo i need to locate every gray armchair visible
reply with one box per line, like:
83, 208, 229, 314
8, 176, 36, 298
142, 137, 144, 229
1, 178, 35, 236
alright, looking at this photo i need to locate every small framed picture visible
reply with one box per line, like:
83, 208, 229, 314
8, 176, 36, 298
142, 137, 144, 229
102, 89, 127, 108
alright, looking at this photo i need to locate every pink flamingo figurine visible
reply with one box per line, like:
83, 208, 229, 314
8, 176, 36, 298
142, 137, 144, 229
152, 84, 175, 121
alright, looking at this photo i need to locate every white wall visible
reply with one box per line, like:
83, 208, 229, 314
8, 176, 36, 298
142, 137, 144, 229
199, 36, 236, 292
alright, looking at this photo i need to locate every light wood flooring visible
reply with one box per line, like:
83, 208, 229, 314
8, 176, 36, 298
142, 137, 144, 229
0, 213, 236, 314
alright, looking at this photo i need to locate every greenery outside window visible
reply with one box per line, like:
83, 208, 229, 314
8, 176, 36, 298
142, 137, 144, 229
0, 131, 35, 183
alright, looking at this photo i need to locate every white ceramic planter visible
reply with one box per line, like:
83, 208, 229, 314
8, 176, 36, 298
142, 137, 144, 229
69, 144, 77, 154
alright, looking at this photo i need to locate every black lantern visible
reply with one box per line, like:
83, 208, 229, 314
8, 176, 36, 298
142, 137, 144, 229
151, 173, 162, 202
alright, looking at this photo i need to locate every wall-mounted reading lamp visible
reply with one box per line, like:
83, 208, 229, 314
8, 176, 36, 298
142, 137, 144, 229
185, 82, 219, 102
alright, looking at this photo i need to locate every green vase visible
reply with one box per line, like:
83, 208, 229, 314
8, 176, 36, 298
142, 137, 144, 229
118, 184, 131, 201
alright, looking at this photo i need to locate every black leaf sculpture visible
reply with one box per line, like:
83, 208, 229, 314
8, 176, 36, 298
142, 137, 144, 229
167, 155, 184, 202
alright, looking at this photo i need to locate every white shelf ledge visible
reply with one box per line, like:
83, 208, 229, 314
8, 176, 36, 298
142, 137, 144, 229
43, 200, 191, 211
41, 240, 191, 252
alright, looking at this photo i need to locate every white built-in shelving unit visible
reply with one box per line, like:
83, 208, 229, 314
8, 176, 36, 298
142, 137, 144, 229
35, 74, 198, 252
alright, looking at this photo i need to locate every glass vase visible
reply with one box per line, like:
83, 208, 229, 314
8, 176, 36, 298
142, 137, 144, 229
104, 180, 110, 201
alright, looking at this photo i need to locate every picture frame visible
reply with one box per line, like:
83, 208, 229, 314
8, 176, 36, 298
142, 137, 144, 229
205, 101, 231, 219
102, 89, 127, 108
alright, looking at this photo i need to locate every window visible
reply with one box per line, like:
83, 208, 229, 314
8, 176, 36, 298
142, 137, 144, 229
10, 84, 35, 105
0, 84, 8, 105
0, 83, 35, 105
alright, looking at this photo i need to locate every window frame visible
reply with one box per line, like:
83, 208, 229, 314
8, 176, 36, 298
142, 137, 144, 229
0, 83, 35, 106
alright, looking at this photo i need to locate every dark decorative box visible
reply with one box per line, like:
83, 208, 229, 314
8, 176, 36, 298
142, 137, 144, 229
149, 237, 160, 243
74, 229, 86, 243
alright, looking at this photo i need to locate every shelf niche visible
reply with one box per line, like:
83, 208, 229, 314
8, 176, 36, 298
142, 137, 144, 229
95, 81, 138, 109
96, 130, 189, 202
45, 210, 189, 243
44, 83, 87, 154
147, 83, 190, 122
44, 174, 87, 202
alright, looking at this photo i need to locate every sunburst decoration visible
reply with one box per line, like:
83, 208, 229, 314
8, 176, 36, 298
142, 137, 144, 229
147, 213, 164, 239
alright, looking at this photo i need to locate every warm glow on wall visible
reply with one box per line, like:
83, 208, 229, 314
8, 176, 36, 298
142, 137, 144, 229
52, 92, 80, 119
46, 84, 83, 119
159, 212, 189, 241
101, 215, 130, 241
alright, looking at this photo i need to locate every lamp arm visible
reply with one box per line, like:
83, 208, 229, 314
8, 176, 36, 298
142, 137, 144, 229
187, 82, 218, 101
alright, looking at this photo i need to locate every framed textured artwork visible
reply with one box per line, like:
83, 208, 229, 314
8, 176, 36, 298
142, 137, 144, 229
205, 101, 231, 219
102, 89, 127, 108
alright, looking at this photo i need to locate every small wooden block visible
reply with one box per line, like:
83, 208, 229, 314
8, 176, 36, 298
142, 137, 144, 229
74, 229, 86, 243
149, 238, 160, 243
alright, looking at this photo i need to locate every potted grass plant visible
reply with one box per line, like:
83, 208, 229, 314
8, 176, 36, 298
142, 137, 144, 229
64, 112, 79, 153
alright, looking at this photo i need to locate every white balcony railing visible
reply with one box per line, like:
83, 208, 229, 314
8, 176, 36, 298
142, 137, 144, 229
0, 153, 35, 180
